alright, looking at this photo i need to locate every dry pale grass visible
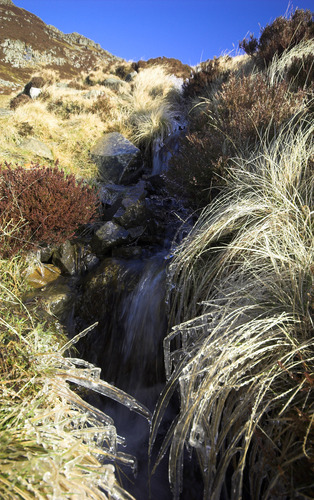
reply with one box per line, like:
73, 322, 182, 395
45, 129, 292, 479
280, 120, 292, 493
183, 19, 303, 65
0, 92, 103, 177
0, 255, 151, 499
268, 38, 314, 86
150, 114, 314, 499
105, 65, 184, 152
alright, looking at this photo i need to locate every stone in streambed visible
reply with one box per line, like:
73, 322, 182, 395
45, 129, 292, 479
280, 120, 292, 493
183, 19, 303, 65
91, 221, 130, 254
52, 240, 77, 276
91, 132, 143, 184
26, 263, 61, 288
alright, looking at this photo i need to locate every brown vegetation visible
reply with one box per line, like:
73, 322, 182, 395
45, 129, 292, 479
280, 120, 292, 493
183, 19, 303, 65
0, 163, 98, 257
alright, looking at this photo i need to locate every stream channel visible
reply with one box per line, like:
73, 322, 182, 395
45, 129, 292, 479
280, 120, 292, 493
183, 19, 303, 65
26, 130, 203, 499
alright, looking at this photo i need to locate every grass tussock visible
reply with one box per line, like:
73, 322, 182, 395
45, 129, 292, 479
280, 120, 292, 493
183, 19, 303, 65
150, 115, 314, 499
0, 257, 150, 499
103, 65, 184, 153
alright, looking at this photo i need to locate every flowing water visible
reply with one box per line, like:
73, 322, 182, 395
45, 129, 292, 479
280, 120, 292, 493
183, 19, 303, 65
75, 252, 176, 499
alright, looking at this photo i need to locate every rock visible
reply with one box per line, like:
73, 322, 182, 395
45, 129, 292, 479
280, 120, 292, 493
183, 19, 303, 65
0, 0, 14, 5
52, 240, 77, 275
26, 263, 61, 288
39, 279, 74, 320
108, 180, 147, 228
20, 137, 53, 160
91, 221, 129, 254
113, 197, 147, 228
0, 108, 14, 117
99, 180, 147, 222
83, 89, 104, 99
90, 132, 143, 184
29, 87, 42, 99
128, 226, 145, 239
40, 244, 56, 263
112, 246, 143, 258
102, 77, 126, 90
125, 71, 137, 82
75, 257, 142, 328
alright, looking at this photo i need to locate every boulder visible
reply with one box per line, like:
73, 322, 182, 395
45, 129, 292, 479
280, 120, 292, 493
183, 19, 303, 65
125, 71, 137, 82
52, 240, 77, 275
99, 180, 147, 222
52, 240, 99, 275
113, 197, 147, 228
29, 87, 42, 99
90, 132, 143, 184
20, 137, 53, 160
91, 221, 130, 254
26, 263, 61, 289
102, 77, 126, 91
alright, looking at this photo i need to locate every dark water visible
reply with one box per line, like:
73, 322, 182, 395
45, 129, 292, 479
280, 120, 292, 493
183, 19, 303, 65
75, 253, 176, 499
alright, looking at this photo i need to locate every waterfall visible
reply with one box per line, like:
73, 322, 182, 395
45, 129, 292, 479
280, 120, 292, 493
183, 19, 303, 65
75, 252, 174, 499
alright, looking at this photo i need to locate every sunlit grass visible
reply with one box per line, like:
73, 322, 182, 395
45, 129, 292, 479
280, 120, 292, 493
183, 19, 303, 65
150, 114, 314, 499
0, 255, 150, 499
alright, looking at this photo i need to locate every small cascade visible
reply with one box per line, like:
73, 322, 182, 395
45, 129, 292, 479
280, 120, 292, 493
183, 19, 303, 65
152, 119, 186, 176
74, 252, 173, 499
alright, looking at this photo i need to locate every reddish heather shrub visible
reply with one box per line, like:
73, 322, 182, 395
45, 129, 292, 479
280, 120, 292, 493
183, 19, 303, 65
166, 132, 228, 208
183, 58, 230, 98
212, 74, 304, 147
167, 74, 304, 208
132, 57, 191, 79
9, 93, 31, 110
286, 54, 314, 90
0, 163, 98, 257
240, 9, 314, 65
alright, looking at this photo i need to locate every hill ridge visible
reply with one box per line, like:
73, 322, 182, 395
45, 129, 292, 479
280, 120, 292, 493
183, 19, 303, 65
0, 0, 121, 88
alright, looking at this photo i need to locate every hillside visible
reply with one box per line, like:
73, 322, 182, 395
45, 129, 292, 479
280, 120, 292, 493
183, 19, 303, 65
0, 3, 313, 500
0, 0, 120, 92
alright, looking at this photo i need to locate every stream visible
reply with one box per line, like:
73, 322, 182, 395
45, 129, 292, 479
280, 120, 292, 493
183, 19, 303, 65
27, 126, 203, 499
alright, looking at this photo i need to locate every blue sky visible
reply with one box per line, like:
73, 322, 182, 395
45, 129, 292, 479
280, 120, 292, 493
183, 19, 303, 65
14, 1, 313, 66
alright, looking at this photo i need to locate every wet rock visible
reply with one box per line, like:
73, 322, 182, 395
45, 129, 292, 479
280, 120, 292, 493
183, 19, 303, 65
40, 244, 56, 263
112, 246, 143, 259
52, 240, 77, 275
113, 197, 147, 228
128, 226, 145, 239
99, 180, 147, 224
77, 258, 140, 326
39, 279, 74, 320
26, 263, 61, 289
91, 221, 130, 254
20, 137, 53, 160
91, 132, 143, 184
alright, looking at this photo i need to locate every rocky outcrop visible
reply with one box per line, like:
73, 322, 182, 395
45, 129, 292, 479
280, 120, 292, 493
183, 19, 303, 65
91, 133, 143, 184
0, 1, 121, 84
19, 137, 53, 160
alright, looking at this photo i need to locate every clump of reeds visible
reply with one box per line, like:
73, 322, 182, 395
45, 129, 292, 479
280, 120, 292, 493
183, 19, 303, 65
150, 112, 314, 499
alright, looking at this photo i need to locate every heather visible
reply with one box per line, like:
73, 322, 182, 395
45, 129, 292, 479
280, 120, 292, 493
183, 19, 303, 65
0, 163, 98, 257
